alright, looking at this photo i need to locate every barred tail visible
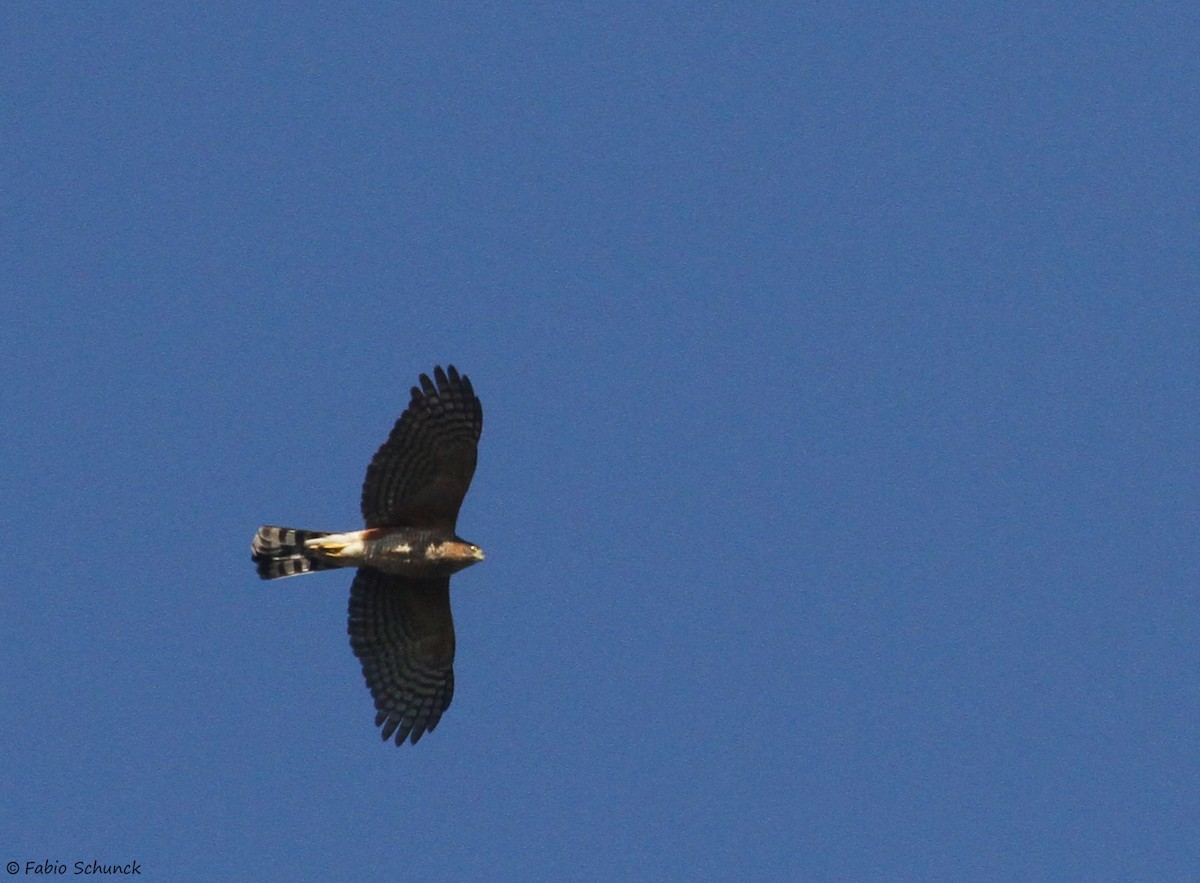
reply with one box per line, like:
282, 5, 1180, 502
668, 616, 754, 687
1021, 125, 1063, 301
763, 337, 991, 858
252, 526, 342, 580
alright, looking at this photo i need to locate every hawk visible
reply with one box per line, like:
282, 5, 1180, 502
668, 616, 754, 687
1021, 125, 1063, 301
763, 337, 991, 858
252, 365, 484, 746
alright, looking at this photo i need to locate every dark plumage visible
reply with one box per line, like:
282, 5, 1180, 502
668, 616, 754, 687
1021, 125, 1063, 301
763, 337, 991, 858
252, 365, 484, 745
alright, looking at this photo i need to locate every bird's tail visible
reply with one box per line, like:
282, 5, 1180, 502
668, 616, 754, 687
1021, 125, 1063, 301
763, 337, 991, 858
252, 526, 344, 580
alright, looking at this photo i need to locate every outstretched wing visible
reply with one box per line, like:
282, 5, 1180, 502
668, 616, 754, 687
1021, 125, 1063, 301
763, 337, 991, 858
347, 569, 455, 746
360, 365, 482, 531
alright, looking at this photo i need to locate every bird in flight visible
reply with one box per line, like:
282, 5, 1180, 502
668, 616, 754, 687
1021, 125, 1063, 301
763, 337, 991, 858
252, 365, 484, 745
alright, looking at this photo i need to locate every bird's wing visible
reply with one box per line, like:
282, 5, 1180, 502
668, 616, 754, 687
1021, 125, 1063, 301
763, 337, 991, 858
360, 365, 482, 531
347, 569, 455, 746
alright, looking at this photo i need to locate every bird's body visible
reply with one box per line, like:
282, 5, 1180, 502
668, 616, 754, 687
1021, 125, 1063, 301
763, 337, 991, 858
254, 525, 484, 579
251, 365, 484, 746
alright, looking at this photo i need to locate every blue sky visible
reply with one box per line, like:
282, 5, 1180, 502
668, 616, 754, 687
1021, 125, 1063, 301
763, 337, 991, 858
3, 4, 1198, 880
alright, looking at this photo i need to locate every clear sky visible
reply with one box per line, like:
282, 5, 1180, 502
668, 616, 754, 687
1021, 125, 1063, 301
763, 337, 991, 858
3, 5, 1198, 881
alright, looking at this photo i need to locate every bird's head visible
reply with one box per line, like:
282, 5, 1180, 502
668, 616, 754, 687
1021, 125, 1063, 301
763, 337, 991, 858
431, 539, 485, 573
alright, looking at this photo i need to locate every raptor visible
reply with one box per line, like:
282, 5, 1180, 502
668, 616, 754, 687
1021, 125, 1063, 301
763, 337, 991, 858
252, 365, 484, 745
